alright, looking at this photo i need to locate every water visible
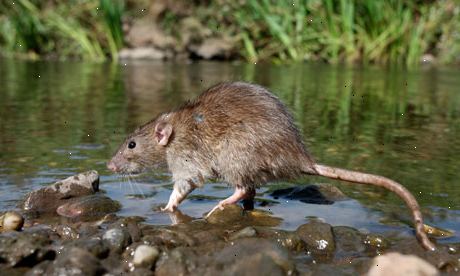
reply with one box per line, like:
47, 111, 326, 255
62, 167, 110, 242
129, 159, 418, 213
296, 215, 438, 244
1, 59, 459, 243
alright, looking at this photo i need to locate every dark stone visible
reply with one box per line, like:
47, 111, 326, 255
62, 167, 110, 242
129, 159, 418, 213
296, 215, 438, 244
296, 220, 336, 259
256, 227, 307, 252
141, 227, 195, 249
54, 225, 79, 240
0, 229, 55, 267
270, 183, 348, 204
69, 238, 110, 259
24, 260, 51, 275
21, 171, 99, 213
44, 247, 105, 276
333, 226, 365, 255
213, 238, 295, 276
102, 228, 132, 254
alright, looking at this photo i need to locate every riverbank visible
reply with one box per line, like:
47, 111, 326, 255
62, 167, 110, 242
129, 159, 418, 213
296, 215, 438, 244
1, 0, 459, 66
1, 171, 458, 275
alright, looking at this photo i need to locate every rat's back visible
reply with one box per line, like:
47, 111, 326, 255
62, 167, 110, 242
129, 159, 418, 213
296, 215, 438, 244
169, 82, 315, 188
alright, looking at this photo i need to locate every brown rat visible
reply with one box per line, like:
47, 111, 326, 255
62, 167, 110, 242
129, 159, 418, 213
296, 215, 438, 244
107, 81, 435, 251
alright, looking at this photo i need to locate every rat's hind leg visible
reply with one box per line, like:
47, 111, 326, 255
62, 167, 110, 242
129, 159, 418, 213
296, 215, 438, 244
206, 186, 255, 218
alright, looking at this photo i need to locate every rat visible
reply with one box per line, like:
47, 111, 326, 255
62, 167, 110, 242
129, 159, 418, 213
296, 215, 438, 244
107, 81, 435, 251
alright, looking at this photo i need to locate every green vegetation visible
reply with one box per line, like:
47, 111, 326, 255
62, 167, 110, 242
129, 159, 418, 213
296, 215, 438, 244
0, 0, 459, 66
201, 0, 460, 65
0, 0, 124, 60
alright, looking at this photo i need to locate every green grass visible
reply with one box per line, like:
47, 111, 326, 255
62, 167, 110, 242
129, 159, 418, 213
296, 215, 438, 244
0, 0, 124, 60
0, 0, 459, 65
197, 0, 459, 65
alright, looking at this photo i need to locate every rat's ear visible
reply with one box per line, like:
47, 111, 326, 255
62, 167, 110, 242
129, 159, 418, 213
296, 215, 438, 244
154, 122, 173, 146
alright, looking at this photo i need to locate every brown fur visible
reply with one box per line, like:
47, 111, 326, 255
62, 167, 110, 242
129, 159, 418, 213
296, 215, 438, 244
108, 82, 435, 251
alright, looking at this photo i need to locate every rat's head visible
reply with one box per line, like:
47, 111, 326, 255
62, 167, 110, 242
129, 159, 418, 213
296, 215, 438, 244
107, 118, 173, 174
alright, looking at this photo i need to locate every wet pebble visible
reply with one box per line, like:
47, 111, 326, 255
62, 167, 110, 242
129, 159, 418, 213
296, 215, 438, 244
333, 226, 365, 255
103, 228, 132, 254
0, 211, 24, 232
54, 225, 79, 240
132, 245, 159, 268
296, 219, 336, 259
364, 234, 389, 251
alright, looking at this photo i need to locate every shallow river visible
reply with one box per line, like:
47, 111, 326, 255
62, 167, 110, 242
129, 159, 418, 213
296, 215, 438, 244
0, 59, 459, 243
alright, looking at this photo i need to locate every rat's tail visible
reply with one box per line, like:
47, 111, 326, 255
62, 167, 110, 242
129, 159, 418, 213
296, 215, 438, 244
308, 163, 435, 251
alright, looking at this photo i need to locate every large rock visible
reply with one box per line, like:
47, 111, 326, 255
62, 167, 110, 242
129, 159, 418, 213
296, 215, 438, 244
21, 171, 99, 213
56, 194, 121, 221
367, 252, 439, 276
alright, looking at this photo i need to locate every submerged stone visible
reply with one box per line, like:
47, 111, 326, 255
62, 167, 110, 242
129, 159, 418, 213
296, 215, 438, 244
271, 183, 348, 205
21, 171, 99, 213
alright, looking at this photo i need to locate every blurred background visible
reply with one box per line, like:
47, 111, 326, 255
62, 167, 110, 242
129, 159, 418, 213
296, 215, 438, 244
1, 0, 459, 66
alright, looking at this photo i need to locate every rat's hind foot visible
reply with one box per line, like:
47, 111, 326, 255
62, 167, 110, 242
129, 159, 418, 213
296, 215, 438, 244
205, 187, 254, 218
160, 204, 176, 212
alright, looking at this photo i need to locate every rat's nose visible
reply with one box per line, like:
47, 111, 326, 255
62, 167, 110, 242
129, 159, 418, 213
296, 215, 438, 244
107, 161, 118, 172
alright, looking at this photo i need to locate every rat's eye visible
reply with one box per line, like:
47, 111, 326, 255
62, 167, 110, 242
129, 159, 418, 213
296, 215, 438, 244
128, 141, 136, 149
